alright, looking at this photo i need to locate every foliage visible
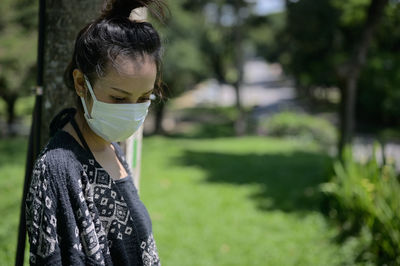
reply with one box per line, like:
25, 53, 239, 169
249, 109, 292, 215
321, 144, 400, 265
147, 0, 214, 133
185, 0, 253, 85
356, 3, 400, 126
259, 111, 338, 147
0, 95, 34, 118
270, 0, 400, 127
247, 12, 286, 63
0, 0, 38, 128
0, 0, 37, 95
151, 0, 211, 99
279, 0, 373, 89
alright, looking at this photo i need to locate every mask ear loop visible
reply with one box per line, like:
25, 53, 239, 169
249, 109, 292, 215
83, 74, 98, 101
80, 74, 95, 119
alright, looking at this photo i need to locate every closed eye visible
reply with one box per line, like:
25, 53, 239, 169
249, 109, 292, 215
137, 96, 151, 103
111, 96, 126, 102
137, 91, 154, 103
111, 90, 153, 103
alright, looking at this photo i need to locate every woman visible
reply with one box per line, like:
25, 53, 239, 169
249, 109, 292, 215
25, 0, 167, 265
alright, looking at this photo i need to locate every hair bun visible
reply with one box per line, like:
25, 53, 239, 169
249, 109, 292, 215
100, 0, 167, 21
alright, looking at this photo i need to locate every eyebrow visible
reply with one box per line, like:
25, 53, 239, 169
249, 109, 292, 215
110, 87, 153, 96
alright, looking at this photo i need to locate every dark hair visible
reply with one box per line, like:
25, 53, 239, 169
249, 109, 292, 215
63, 0, 168, 111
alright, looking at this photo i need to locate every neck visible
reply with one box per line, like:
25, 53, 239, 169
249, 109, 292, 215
74, 110, 111, 153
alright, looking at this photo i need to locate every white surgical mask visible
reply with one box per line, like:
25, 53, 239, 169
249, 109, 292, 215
80, 74, 151, 142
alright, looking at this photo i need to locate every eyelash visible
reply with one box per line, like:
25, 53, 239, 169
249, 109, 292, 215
111, 96, 126, 102
111, 96, 150, 103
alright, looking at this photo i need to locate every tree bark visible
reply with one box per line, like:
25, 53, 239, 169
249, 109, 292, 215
338, 0, 389, 154
233, 0, 246, 136
153, 100, 166, 134
40, 0, 103, 148
2, 94, 18, 136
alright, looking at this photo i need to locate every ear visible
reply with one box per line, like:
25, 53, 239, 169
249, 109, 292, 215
72, 69, 86, 97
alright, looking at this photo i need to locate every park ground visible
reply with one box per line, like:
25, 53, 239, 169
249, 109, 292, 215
0, 134, 361, 265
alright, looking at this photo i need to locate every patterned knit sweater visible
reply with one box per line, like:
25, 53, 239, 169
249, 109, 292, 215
25, 108, 160, 266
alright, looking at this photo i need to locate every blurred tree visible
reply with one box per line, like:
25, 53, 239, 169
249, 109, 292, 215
156, 0, 286, 135
282, 0, 340, 96
247, 12, 286, 64
184, 0, 256, 135
150, 0, 211, 134
356, 3, 400, 128
337, 0, 389, 151
0, 0, 38, 136
270, 0, 392, 152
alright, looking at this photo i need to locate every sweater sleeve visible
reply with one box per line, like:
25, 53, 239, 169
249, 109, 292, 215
25, 154, 62, 265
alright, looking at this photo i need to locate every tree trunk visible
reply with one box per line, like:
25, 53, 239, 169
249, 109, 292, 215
233, 0, 246, 136
339, 77, 358, 152
153, 100, 166, 134
3, 94, 18, 136
338, 0, 389, 154
40, 0, 103, 148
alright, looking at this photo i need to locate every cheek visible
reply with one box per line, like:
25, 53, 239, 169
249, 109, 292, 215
87, 100, 93, 114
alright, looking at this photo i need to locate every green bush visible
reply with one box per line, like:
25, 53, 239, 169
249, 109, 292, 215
321, 144, 400, 265
259, 111, 337, 147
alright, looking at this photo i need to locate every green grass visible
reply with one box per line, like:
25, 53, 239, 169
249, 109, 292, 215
0, 137, 30, 265
139, 136, 350, 265
0, 135, 356, 265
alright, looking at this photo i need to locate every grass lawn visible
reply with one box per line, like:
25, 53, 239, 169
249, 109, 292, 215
0, 135, 353, 265
140, 136, 349, 265
0, 137, 30, 265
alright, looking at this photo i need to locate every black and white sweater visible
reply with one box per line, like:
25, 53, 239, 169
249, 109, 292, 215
25, 108, 160, 266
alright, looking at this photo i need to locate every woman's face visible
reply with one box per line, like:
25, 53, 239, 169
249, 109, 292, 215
73, 54, 157, 113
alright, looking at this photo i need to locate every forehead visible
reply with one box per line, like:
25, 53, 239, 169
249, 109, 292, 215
101, 54, 157, 86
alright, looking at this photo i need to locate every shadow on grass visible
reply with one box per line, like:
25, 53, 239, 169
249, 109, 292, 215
154, 106, 246, 139
163, 121, 236, 139
178, 150, 332, 213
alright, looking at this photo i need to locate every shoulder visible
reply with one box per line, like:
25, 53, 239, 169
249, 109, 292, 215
27, 131, 87, 215
32, 131, 85, 185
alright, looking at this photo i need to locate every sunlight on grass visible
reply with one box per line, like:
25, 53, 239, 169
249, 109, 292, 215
140, 136, 349, 265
